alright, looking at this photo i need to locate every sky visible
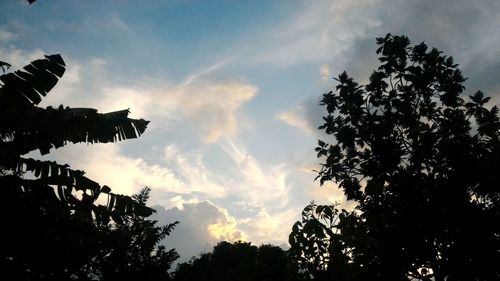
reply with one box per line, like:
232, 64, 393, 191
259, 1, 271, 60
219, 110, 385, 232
1, 0, 499, 264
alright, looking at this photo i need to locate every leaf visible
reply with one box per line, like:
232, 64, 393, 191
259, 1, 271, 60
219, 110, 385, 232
107, 194, 116, 212
101, 185, 112, 194
0, 61, 11, 73
132, 201, 154, 217
0, 106, 149, 155
0, 54, 65, 110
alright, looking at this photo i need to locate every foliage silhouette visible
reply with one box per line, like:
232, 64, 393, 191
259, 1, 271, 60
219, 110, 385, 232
89, 188, 180, 281
290, 34, 500, 281
0, 55, 179, 279
289, 202, 372, 281
0, 54, 149, 226
172, 241, 309, 281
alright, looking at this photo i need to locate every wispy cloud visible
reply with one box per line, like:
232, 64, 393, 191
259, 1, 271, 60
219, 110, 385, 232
0, 28, 15, 42
277, 107, 316, 135
35, 144, 190, 197
219, 139, 291, 208
277, 96, 325, 136
0, 47, 45, 69
236, 0, 382, 67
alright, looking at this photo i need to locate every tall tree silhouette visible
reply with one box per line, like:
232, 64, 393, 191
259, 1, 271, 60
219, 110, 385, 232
0, 55, 178, 279
291, 34, 500, 281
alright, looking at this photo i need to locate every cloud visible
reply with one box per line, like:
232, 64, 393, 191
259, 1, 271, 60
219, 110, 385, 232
238, 0, 382, 67
277, 96, 325, 136
305, 179, 357, 210
172, 77, 257, 143
0, 47, 45, 70
26, 51, 258, 143
81, 75, 257, 143
219, 139, 291, 208
0, 28, 15, 42
108, 13, 128, 31
34, 144, 183, 197
153, 200, 245, 263
34, 142, 230, 204
238, 208, 301, 247
320, 64, 331, 82
277, 105, 316, 135
161, 144, 228, 199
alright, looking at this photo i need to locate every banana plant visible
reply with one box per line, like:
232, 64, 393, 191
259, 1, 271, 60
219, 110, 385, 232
0, 54, 152, 223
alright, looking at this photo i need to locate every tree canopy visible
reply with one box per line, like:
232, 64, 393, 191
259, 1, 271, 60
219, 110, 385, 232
172, 241, 308, 281
290, 34, 500, 281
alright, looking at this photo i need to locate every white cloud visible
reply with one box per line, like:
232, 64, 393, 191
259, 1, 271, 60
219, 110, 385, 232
35, 144, 185, 197
277, 106, 315, 135
161, 144, 228, 199
0, 47, 45, 70
34, 142, 233, 206
219, 139, 291, 208
74, 78, 257, 143
238, 208, 301, 247
153, 200, 245, 263
173, 78, 257, 143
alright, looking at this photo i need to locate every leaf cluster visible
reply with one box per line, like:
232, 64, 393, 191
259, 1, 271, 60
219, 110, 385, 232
289, 203, 375, 281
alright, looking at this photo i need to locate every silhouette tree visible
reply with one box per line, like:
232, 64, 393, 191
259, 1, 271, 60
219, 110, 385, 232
289, 203, 373, 281
172, 241, 308, 281
292, 34, 500, 281
0, 55, 178, 279
89, 188, 180, 281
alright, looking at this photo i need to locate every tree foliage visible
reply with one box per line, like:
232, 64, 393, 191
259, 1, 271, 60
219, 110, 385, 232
172, 241, 308, 281
88, 188, 180, 281
291, 34, 500, 281
0, 55, 178, 279
289, 203, 372, 281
